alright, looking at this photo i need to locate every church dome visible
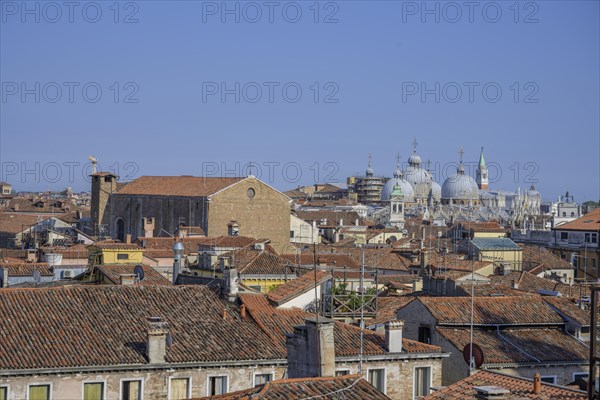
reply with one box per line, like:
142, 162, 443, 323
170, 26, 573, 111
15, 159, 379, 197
442, 163, 479, 199
408, 153, 422, 166
381, 177, 415, 201
527, 184, 541, 198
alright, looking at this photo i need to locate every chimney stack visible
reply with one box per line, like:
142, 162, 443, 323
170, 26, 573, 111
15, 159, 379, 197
384, 320, 403, 353
420, 249, 428, 277
240, 304, 247, 319
119, 274, 136, 286
286, 317, 335, 378
223, 267, 239, 302
125, 234, 132, 244
143, 217, 155, 238
533, 373, 541, 394
146, 317, 168, 364
1, 268, 8, 288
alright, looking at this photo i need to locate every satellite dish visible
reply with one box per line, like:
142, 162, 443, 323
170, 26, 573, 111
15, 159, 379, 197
33, 270, 42, 285
134, 265, 145, 282
463, 343, 484, 368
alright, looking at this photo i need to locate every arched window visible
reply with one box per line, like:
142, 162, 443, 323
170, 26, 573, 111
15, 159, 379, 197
393, 204, 397, 213
115, 218, 125, 243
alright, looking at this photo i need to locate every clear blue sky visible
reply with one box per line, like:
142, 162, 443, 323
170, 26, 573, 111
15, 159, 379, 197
1, 0, 599, 202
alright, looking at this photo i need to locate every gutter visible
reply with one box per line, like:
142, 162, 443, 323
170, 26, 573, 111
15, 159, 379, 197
0, 358, 288, 377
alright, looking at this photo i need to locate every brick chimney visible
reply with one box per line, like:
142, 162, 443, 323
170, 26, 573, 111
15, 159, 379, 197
533, 373, 541, 394
146, 317, 168, 364
384, 320, 403, 353
222, 267, 239, 302
286, 317, 335, 378
125, 234, 132, 244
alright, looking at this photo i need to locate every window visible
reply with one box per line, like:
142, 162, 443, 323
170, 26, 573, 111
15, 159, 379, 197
247, 188, 256, 198
368, 369, 385, 393
418, 326, 431, 344
336, 370, 350, 376
585, 233, 598, 244
414, 367, 431, 398
541, 376, 556, 384
117, 253, 129, 260
28, 385, 50, 400
121, 380, 142, 400
169, 378, 190, 400
573, 372, 589, 381
254, 373, 273, 386
571, 212, 575, 217
208, 376, 228, 396
290, 230, 295, 239
83, 382, 104, 400
0, 387, 7, 400
562, 212, 566, 217
560, 232, 568, 241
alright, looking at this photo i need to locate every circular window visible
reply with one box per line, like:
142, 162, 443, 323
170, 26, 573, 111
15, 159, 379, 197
247, 188, 256, 198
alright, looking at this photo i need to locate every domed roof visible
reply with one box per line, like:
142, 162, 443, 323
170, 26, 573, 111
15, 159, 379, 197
408, 153, 422, 166
404, 164, 431, 186
381, 177, 415, 201
442, 163, 479, 199
429, 181, 441, 200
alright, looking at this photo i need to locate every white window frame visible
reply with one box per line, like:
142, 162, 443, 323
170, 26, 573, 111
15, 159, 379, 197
573, 372, 589, 380
540, 375, 557, 384
82, 380, 107, 400
413, 365, 433, 399
168, 376, 191, 400
26, 382, 52, 400
120, 378, 144, 400
253, 372, 274, 386
366, 367, 386, 394
206, 375, 229, 396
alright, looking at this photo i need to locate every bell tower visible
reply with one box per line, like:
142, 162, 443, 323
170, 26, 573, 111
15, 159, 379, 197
389, 183, 405, 229
476, 147, 489, 190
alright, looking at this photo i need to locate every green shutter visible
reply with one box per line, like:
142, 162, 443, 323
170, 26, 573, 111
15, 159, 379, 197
0, 387, 7, 400
28, 385, 50, 400
83, 383, 104, 400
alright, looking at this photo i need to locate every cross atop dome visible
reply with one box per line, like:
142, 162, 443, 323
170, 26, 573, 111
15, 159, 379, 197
412, 138, 418, 154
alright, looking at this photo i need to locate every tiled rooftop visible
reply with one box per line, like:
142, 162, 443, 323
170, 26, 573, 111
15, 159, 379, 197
267, 270, 331, 305
417, 296, 565, 326
424, 370, 586, 399
239, 293, 442, 356
0, 262, 53, 276
201, 374, 391, 399
89, 240, 141, 251
553, 209, 600, 231
114, 176, 244, 197
437, 327, 589, 364
0, 286, 285, 371
94, 264, 172, 286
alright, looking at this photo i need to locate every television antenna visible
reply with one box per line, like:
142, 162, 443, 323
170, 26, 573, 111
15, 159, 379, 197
33, 270, 42, 286
134, 265, 145, 283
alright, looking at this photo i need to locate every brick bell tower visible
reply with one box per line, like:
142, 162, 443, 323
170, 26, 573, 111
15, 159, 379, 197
476, 147, 489, 190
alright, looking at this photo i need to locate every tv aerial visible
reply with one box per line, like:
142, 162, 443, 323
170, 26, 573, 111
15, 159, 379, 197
33, 270, 42, 286
134, 265, 145, 283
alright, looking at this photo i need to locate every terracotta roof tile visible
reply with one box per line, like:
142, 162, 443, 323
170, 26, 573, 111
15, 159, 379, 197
367, 296, 415, 326
267, 270, 331, 305
239, 293, 441, 356
89, 240, 141, 251
0, 262, 53, 276
94, 264, 172, 286
553, 209, 600, 231
417, 296, 565, 326
201, 375, 391, 400
425, 370, 586, 399
0, 286, 285, 371
115, 176, 243, 197
437, 327, 589, 364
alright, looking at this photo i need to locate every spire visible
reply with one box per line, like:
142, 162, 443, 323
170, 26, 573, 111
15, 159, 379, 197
479, 147, 486, 167
394, 153, 402, 178
366, 153, 374, 176
457, 146, 465, 174
412, 138, 418, 154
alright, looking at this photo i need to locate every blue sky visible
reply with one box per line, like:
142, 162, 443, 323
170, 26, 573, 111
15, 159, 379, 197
1, 0, 599, 202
